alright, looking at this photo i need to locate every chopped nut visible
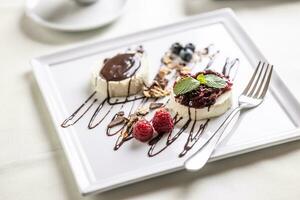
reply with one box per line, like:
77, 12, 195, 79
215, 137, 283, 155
143, 83, 170, 98
128, 113, 138, 121
181, 66, 191, 72
117, 111, 125, 116
152, 89, 170, 97
158, 67, 171, 78
201, 47, 209, 55
162, 54, 173, 64
120, 114, 139, 139
108, 116, 125, 128
153, 86, 166, 93
149, 102, 164, 110
167, 62, 178, 69
179, 66, 192, 75
168, 62, 186, 70
136, 106, 149, 116
121, 129, 128, 138
143, 79, 169, 98
143, 90, 151, 97
157, 78, 168, 89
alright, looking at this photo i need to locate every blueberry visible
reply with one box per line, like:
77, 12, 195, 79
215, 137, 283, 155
170, 42, 183, 55
185, 43, 195, 52
179, 48, 193, 62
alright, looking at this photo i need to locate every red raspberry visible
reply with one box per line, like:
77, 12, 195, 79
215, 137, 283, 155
132, 119, 154, 142
152, 108, 174, 134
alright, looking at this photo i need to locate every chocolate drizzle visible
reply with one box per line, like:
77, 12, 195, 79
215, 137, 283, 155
114, 129, 133, 150
106, 117, 126, 136
60, 45, 238, 158
147, 108, 207, 157
88, 99, 112, 129
205, 50, 220, 70
148, 112, 192, 157
106, 98, 146, 143
179, 118, 209, 157
107, 95, 145, 105
222, 58, 239, 80
61, 92, 97, 128
173, 113, 183, 125
113, 110, 140, 150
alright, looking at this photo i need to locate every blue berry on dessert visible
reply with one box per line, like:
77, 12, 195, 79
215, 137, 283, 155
179, 48, 193, 62
185, 43, 196, 52
171, 42, 183, 55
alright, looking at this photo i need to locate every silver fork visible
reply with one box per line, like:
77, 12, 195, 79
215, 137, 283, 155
184, 61, 273, 171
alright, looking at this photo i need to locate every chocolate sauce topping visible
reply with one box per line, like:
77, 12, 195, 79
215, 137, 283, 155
100, 53, 141, 81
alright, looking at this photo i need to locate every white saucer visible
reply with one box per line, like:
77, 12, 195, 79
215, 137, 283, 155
25, 0, 127, 32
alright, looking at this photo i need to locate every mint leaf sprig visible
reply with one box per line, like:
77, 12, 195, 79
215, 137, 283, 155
197, 74, 227, 89
173, 73, 227, 95
173, 77, 200, 96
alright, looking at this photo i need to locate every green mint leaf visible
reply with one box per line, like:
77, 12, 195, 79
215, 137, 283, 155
196, 74, 207, 84
204, 74, 227, 89
173, 77, 200, 95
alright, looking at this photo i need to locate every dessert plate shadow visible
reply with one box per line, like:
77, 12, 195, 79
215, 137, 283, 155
32, 8, 300, 196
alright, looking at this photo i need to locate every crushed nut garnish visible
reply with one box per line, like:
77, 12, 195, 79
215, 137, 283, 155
117, 111, 125, 116
136, 106, 149, 116
143, 46, 208, 99
178, 66, 192, 75
162, 54, 173, 65
108, 116, 125, 128
107, 111, 127, 128
158, 66, 172, 78
120, 114, 139, 138
149, 102, 164, 110
143, 85, 170, 98
121, 129, 129, 138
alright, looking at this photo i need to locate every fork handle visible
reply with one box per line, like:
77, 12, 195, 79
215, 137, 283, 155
184, 106, 242, 171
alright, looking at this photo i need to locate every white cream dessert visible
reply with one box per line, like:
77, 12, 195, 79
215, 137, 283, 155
92, 48, 149, 98
168, 70, 233, 121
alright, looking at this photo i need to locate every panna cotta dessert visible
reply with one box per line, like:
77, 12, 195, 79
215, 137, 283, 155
92, 47, 149, 98
168, 70, 233, 120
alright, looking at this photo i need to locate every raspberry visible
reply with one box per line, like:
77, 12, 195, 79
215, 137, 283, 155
152, 108, 174, 134
132, 119, 154, 142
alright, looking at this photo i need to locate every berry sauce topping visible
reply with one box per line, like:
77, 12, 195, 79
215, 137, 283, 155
175, 70, 232, 109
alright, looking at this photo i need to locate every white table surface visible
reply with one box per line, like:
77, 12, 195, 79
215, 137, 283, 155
1, 0, 300, 199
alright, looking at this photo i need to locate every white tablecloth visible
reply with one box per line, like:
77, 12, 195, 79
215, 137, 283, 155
1, 0, 300, 199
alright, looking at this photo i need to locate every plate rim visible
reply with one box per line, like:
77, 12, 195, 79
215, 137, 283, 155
31, 8, 300, 195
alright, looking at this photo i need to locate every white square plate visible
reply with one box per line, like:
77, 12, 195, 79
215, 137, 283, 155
32, 9, 300, 196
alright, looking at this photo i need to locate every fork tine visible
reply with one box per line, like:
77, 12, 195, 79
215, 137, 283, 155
242, 61, 262, 95
247, 62, 265, 97
253, 63, 270, 98
258, 65, 273, 99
